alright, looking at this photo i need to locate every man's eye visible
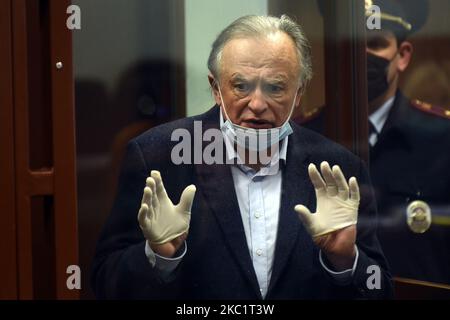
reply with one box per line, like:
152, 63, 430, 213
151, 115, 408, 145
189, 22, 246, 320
268, 84, 283, 93
234, 83, 249, 91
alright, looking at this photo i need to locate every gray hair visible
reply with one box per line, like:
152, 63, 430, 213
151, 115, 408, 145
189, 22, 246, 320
207, 14, 313, 88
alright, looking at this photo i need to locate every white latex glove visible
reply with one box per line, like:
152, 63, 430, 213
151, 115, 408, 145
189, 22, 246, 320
137, 170, 196, 245
295, 161, 360, 238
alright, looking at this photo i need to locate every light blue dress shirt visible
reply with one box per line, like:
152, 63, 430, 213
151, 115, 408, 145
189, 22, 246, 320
225, 125, 287, 298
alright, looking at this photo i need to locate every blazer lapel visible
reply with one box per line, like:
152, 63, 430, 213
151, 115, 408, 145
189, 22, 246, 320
268, 127, 314, 294
195, 107, 262, 298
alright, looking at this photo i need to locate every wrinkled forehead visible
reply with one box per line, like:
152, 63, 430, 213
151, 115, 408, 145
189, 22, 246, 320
219, 34, 300, 79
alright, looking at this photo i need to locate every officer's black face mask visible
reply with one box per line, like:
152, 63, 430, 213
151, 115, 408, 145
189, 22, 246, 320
367, 52, 396, 102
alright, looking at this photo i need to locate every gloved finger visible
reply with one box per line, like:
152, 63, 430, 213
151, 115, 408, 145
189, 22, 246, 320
137, 203, 149, 227
141, 186, 152, 207
151, 170, 168, 199
141, 187, 155, 220
295, 204, 313, 228
320, 161, 338, 196
332, 165, 349, 201
147, 200, 156, 220
308, 164, 326, 194
146, 176, 156, 194
177, 185, 197, 213
349, 177, 360, 202
146, 177, 159, 210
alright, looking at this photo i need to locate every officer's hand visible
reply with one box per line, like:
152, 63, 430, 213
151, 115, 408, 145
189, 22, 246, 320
295, 162, 359, 270
137, 170, 196, 257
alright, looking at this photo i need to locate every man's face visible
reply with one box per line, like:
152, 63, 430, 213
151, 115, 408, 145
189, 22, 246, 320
211, 32, 302, 128
366, 30, 400, 85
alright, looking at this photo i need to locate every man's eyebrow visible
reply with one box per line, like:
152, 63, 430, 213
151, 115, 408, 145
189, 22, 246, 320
230, 74, 289, 82
230, 74, 249, 81
265, 76, 289, 83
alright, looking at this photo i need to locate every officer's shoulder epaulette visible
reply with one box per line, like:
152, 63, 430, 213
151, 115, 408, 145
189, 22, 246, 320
295, 105, 324, 124
410, 99, 450, 120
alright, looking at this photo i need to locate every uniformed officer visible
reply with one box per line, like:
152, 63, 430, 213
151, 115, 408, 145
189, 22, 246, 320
365, 0, 450, 285
301, 0, 450, 285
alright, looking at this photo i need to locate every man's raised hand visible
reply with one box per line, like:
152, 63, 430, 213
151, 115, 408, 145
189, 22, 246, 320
138, 170, 196, 257
295, 162, 360, 269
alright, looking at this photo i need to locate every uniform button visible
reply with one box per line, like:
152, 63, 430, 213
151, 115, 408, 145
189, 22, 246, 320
256, 249, 262, 256
255, 212, 261, 218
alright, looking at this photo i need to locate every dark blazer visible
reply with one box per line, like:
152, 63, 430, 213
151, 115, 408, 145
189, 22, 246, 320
91, 105, 393, 299
370, 91, 450, 284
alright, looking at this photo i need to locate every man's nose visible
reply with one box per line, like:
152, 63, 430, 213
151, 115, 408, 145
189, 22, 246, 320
247, 88, 268, 115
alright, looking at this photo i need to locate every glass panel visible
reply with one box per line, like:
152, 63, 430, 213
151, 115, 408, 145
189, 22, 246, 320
269, 0, 326, 130
290, 0, 450, 286
73, 0, 184, 299
367, 0, 450, 285
78, 0, 449, 300
74, 0, 270, 299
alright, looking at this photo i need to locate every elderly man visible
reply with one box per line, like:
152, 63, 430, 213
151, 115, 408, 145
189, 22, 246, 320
92, 15, 392, 299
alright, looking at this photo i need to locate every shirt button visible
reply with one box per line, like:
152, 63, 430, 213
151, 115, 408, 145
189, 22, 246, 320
256, 249, 262, 256
255, 212, 261, 218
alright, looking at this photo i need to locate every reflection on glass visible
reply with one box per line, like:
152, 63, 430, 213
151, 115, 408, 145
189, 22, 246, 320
365, 0, 450, 286
73, 0, 182, 298
300, 0, 450, 285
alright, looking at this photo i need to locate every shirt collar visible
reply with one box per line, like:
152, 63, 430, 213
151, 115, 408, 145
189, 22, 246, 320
369, 96, 395, 134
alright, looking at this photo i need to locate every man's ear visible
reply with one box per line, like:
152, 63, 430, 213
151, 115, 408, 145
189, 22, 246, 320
397, 41, 413, 72
208, 74, 222, 106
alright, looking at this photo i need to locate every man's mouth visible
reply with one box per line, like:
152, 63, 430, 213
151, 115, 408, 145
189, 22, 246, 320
241, 119, 273, 129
